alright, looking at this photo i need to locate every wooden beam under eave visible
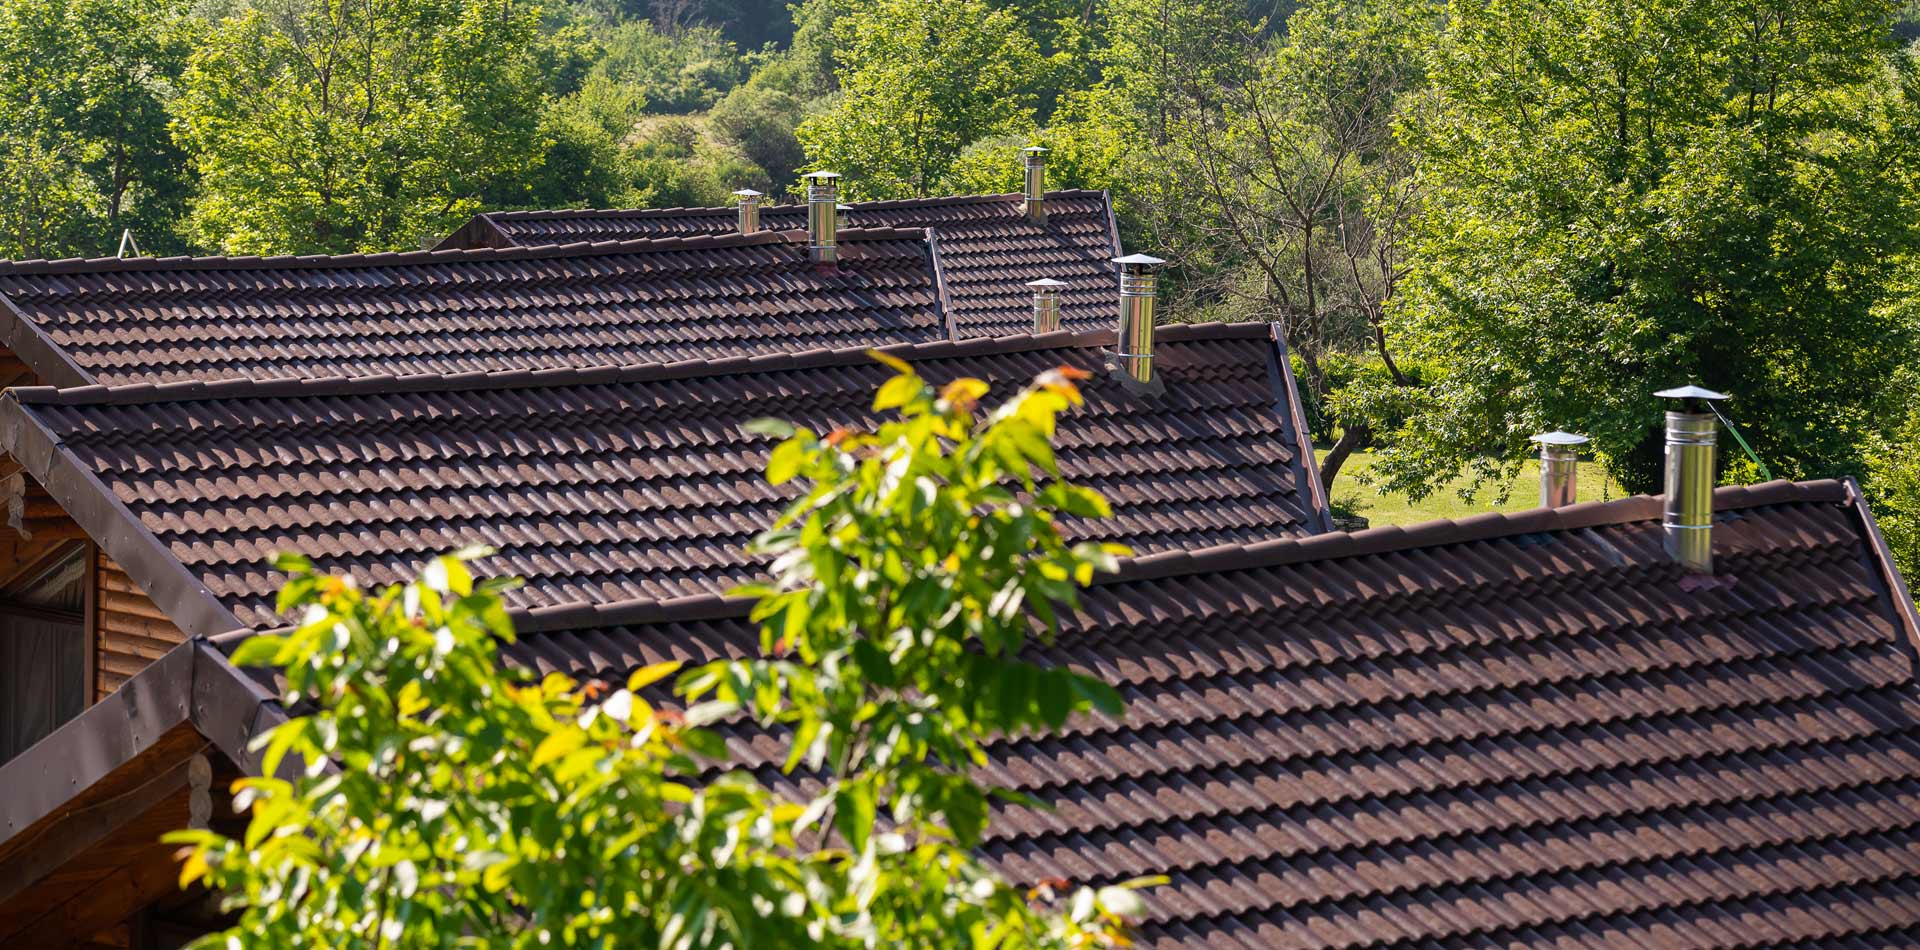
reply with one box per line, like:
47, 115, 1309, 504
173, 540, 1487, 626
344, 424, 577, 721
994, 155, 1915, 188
0, 728, 204, 940
10, 518, 88, 542
0, 537, 83, 595
11, 838, 194, 948
19, 495, 71, 522
0, 354, 34, 390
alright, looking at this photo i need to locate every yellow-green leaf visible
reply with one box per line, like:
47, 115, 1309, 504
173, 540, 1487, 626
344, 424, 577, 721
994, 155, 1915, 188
177, 848, 209, 889
866, 349, 913, 374
532, 728, 586, 769
627, 660, 683, 691
872, 374, 922, 411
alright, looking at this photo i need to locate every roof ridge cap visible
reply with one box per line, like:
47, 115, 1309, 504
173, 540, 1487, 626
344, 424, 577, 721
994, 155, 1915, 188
1110, 478, 1852, 584
12, 325, 1249, 407
483, 190, 1108, 223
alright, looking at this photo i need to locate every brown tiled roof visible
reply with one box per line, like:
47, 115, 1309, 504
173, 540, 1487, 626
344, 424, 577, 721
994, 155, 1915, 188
441, 191, 1124, 339
0, 229, 948, 386
477, 479, 1920, 949
1, 322, 1325, 634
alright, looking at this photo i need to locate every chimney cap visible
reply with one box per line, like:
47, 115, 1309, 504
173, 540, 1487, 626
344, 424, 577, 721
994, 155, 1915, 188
836, 203, 853, 211
1112, 253, 1167, 268
802, 170, 841, 180
1026, 277, 1067, 288
732, 188, 765, 198
1655, 385, 1728, 401
1023, 145, 1049, 156
1530, 431, 1590, 446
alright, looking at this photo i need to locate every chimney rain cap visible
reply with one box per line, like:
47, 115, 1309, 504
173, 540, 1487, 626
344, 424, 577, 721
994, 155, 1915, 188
1026, 278, 1067, 288
1112, 253, 1166, 267
803, 170, 841, 180
1530, 431, 1590, 445
1655, 385, 1729, 400
732, 188, 764, 197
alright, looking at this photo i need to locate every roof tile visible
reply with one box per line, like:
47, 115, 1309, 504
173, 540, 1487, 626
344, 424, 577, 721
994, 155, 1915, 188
12, 324, 1320, 629
0, 230, 949, 385
445, 191, 1124, 339
464, 486, 1920, 949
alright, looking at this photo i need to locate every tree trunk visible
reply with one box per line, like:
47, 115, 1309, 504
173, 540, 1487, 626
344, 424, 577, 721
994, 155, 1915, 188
1318, 421, 1369, 498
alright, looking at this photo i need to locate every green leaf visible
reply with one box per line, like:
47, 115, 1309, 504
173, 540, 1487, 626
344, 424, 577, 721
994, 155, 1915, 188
225, 634, 289, 669
741, 417, 797, 438
833, 783, 876, 854
1036, 668, 1071, 726
270, 551, 314, 573
850, 639, 894, 686
1070, 674, 1126, 718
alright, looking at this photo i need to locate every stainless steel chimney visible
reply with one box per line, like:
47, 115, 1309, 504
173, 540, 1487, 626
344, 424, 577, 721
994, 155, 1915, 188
1022, 146, 1048, 223
1027, 278, 1065, 332
1110, 254, 1165, 386
803, 171, 840, 265
733, 188, 764, 235
1529, 431, 1588, 508
1656, 385, 1727, 573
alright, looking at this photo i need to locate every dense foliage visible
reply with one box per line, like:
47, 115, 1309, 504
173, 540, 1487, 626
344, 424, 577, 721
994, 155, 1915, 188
169, 363, 1153, 947
1360, 0, 1920, 496
796, 0, 1042, 198
5, 0, 1920, 542
175, 0, 549, 254
0, 0, 190, 258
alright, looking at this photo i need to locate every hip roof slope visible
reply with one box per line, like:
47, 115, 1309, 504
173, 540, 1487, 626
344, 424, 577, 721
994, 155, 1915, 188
0, 229, 948, 386
476, 479, 1920, 949
448, 190, 1125, 340
6, 323, 1322, 630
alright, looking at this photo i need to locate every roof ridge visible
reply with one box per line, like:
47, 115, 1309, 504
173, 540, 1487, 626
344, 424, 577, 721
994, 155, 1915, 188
430, 478, 1857, 638
0, 227, 934, 276
1113, 478, 1851, 584
5, 321, 1273, 407
482, 190, 1109, 222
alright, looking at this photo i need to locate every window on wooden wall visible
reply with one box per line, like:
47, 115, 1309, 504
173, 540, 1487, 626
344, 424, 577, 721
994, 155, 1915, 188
0, 543, 86, 764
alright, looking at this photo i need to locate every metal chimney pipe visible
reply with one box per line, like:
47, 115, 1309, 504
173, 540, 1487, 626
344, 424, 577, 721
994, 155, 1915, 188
1022, 147, 1048, 223
1529, 431, 1588, 508
733, 188, 764, 235
1027, 278, 1065, 332
1656, 385, 1728, 573
803, 171, 840, 265
1110, 254, 1165, 386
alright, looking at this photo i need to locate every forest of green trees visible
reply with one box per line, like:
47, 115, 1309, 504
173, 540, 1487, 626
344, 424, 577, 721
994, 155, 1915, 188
4, 0, 1920, 566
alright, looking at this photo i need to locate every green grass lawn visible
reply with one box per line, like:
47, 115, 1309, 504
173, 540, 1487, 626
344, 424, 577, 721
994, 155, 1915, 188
1317, 448, 1624, 527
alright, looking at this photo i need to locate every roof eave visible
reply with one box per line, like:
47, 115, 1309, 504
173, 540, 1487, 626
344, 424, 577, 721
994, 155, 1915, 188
1842, 476, 1920, 669
924, 228, 960, 342
1266, 323, 1335, 534
0, 391, 245, 639
0, 639, 284, 864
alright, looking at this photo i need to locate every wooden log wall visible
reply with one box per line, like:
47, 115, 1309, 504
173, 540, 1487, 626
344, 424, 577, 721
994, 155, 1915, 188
92, 552, 184, 702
